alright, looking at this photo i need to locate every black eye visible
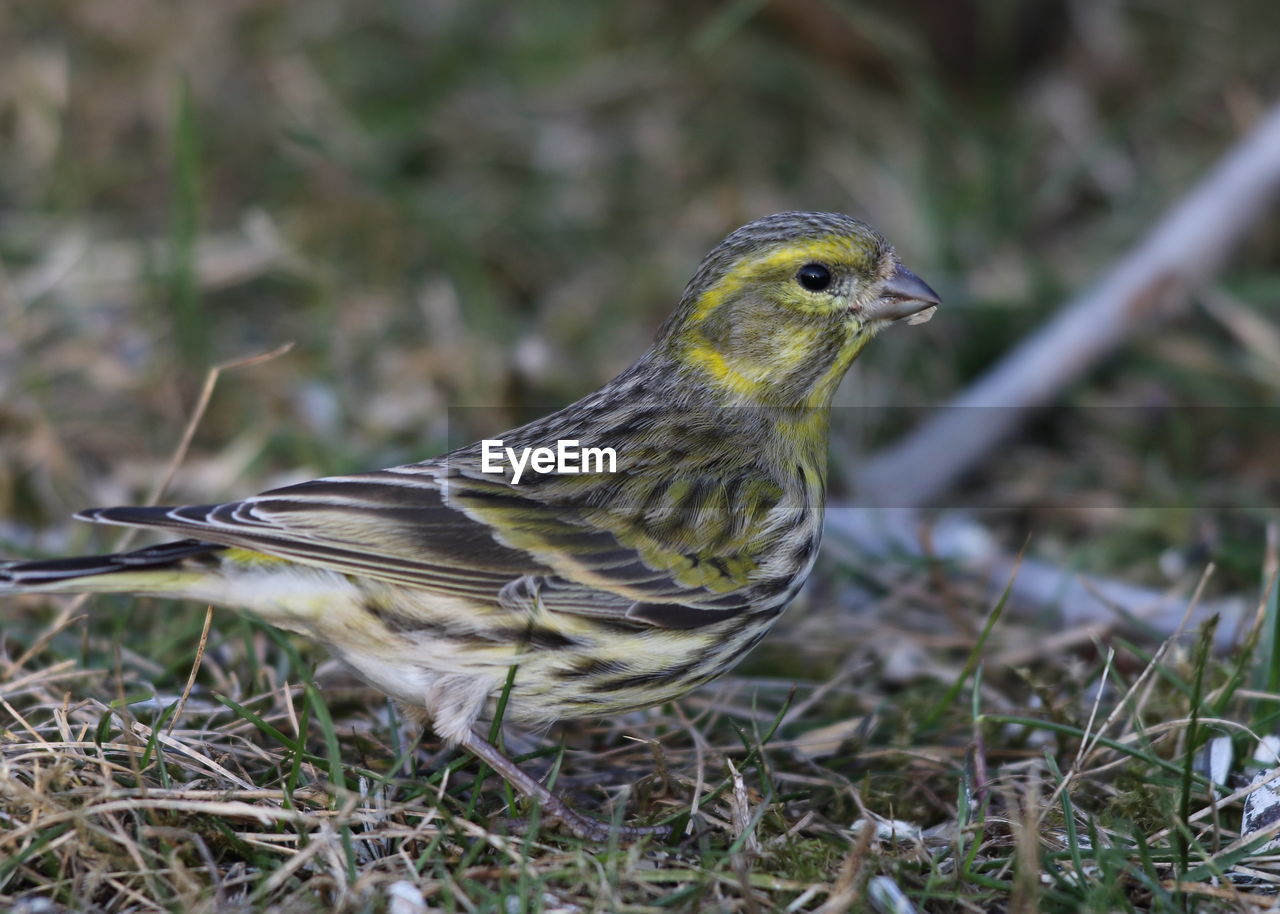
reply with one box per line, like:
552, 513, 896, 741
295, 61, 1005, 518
796, 263, 832, 291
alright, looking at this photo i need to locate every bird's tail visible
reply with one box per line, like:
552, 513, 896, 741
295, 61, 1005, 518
0, 539, 224, 595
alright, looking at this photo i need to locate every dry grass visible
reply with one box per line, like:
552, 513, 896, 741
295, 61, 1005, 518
7, 546, 1280, 912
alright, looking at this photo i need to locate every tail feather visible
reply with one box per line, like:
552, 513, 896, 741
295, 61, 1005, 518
1, 539, 224, 592
76, 505, 220, 528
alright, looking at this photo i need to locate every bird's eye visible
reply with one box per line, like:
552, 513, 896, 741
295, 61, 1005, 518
796, 263, 832, 291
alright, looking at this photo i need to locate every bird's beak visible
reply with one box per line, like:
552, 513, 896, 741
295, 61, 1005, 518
866, 263, 941, 325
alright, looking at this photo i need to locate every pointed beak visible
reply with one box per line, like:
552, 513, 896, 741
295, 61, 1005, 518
867, 263, 941, 325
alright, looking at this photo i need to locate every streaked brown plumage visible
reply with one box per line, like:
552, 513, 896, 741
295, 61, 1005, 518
1, 212, 939, 838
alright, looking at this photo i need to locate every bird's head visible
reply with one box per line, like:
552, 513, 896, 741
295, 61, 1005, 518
656, 212, 939, 408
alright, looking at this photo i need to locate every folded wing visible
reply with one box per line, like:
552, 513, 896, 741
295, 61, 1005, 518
79, 463, 758, 629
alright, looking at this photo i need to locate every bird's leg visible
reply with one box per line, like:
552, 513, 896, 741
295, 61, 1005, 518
455, 728, 670, 842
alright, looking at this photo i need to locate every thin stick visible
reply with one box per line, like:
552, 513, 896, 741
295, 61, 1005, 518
114, 341, 295, 551
150, 342, 297, 508
167, 604, 214, 735
857, 102, 1280, 508
102, 344, 293, 739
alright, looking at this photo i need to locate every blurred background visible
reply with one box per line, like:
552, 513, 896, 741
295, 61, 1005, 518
4, 6, 1280, 907
1, 0, 1278, 590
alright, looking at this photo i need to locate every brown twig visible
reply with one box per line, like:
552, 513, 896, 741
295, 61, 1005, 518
114, 341, 294, 551
857, 102, 1280, 509
167, 605, 214, 735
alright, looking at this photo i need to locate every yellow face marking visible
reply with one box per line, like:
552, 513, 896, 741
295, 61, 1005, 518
805, 326, 877, 404
688, 235, 872, 323
675, 234, 880, 405
681, 323, 838, 399
679, 344, 760, 398
766, 321, 830, 373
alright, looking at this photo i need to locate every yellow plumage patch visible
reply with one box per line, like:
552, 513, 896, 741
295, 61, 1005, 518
689, 235, 872, 323
223, 547, 294, 566
679, 344, 761, 398
673, 233, 882, 405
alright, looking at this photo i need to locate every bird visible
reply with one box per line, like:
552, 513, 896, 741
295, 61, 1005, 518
0, 211, 939, 840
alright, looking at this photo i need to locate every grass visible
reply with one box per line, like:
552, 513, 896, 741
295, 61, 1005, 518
3, 1, 1280, 910
7, 559, 1280, 911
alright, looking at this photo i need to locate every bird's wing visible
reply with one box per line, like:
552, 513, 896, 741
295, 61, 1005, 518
78, 465, 760, 628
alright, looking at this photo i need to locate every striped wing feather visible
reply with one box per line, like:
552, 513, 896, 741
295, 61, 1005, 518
79, 466, 755, 629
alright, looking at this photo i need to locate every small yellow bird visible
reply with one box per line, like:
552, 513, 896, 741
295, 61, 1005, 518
1, 212, 938, 839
